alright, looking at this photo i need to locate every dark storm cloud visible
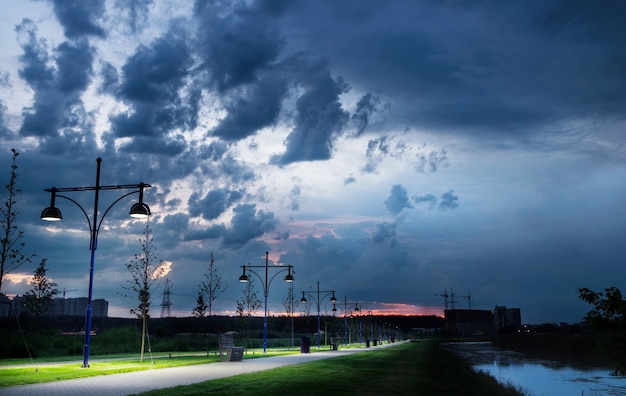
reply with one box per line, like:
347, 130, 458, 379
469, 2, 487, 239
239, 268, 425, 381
114, 0, 154, 34
411, 190, 459, 211
372, 221, 397, 246
188, 188, 244, 221
286, 233, 364, 280
439, 190, 459, 211
193, 2, 284, 92
222, 203, 278, 247
118, 29, 192, 104
412, 193, 437, 209
50, 0, 106, 38
362, 135, 411, 173
56, 40, 94, 93
16, 20, 96, 147
416, 148, 448, 173
351, 93, 379, 137
363, 136, 390, 173
116, 134, 187, 155
273, 230, 289, 241
185, 223, 226, 242
157, 212, 189, 249
271, 68, 350, 165
97, 61, 119, 94
161, 212, 189, 235
15, 19, 54, 91
384, 184, 412, 216
197, 153, 256, 185
271, 0, 626, 142
210, 75, 288, 141
108, 26, 197, 153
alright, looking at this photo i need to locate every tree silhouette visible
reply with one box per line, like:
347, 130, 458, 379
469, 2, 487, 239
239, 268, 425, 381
199, 250, 226, 326
1, 149, 36, 292
579, 286, 626, 374
191, 291, 207, 318
23, 259, 58, 319
237, 277, 261, 347
121, 222, 167, 362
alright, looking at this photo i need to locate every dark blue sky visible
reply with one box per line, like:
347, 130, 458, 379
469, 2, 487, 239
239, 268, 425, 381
1, 0, 626, 323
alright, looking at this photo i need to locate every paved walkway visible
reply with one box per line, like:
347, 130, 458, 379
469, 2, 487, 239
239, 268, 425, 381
0, 343, 400, 396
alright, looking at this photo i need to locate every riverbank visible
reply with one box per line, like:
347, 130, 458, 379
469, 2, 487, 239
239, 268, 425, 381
445, 339, 626, 395
492, 333, 613, 370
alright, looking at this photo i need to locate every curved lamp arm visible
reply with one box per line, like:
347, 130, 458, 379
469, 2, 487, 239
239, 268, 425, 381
56, 194, 93, 232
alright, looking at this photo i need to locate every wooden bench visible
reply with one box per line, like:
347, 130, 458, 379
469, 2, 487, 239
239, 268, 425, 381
219, 331, 245, 361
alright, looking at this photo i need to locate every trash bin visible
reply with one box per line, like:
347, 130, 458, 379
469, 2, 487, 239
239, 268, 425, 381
365, 339, 370, 348
300, 337, 310, 353
373, 339, 378, 346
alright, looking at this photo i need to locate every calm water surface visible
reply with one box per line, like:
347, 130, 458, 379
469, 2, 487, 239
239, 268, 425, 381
443, 342, 626, 396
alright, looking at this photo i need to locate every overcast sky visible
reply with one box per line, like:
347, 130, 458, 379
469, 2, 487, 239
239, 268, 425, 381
1, 0, 625, 324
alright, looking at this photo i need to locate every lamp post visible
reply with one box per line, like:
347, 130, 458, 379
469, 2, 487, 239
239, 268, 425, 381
238, 251, 294, 353
300, 282, 337, 348
354, 303, 363, 345
41, 158, 151, 368
332, 296, 359, 345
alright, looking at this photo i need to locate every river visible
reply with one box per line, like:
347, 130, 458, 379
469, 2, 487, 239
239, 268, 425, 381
443, 341, 626, 395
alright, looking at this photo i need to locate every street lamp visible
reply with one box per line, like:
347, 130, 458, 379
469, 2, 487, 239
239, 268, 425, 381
354, 303, 363, 345
300, 282, 337, 348
41, 158, 151, 368
238, 251, 294, 353
332, 297, 359, 345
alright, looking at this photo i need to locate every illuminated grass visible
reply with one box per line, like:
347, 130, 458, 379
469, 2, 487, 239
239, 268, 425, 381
0, 349, 297, 387
138, 341, 523, 396
0, 356, 213, 387
0, 342, 523, 395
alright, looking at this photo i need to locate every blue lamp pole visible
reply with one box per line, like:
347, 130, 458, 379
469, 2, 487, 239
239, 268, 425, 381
41, 158, 151, 368
300, 282, 337, 348
239, 251, 295, 353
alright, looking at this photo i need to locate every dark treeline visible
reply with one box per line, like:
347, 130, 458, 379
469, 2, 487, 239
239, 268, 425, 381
0, 313, 443, 336
0, 313, 445, 359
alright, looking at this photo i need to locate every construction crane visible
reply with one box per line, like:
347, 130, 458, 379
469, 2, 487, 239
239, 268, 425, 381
160, 279, 172, 318
62, 288, 78, 299
435, 289, 449, 310
449, 288, 459, 310
463, 291, 472, 309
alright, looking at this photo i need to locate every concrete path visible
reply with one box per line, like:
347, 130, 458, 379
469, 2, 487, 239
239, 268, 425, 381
0, 343, 400, 396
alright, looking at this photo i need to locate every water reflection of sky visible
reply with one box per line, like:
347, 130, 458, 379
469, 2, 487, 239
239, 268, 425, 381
444, 342, 626, 396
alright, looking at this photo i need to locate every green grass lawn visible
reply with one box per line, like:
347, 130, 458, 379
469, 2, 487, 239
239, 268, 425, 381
0, 341, 523, 395
0, 355, 216, 387
140, 341, 523, 396
0, 349, 305, 387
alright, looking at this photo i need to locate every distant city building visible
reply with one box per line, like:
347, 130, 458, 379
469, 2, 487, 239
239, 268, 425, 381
9, 295, 27, 317
0, 293, 10, 317
444, 309, 494, 336
493, 305, 522, 333
4, 295, 108, 318
45, 297, 109, 317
